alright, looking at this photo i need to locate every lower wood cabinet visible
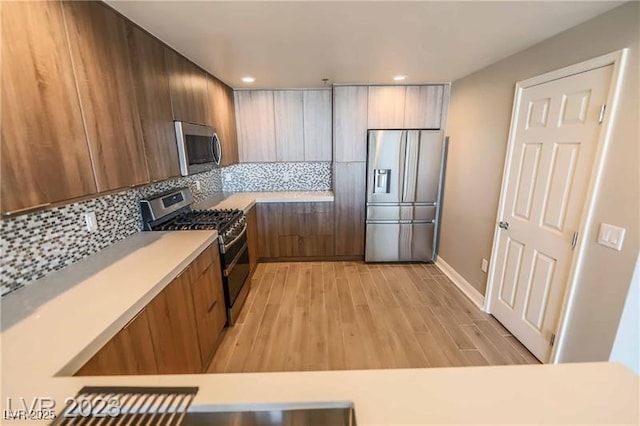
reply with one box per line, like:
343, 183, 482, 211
188, 247, 225, 366
257, 203, 334, 259
334, 162, 366, 257
146, 269, 203, 374
75, 310, 158, 376
247, 206, 259, 274
75, 242, 225, 376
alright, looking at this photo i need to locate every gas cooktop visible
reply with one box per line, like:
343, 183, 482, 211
141, 188, 246, 244
153, 209, 243, 231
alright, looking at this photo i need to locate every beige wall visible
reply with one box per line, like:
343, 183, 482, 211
440, 2, 639, 362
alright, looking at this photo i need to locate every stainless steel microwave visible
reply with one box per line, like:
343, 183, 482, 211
174, 121, 221, 176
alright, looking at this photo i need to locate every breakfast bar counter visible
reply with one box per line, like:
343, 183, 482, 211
1, 230, 637, 425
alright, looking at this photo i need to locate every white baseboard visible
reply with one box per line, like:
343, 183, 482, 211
435, 257, 486, 311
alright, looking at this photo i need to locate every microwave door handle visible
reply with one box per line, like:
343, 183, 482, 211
209, 133, 216, 166
214, 133, 222, 165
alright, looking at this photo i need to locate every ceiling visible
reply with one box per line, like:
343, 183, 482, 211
106, 1, 623, 88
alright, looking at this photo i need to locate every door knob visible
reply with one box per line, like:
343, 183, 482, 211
498, 221, 510, 230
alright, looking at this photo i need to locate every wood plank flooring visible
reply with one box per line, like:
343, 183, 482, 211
207, 262, 539, 373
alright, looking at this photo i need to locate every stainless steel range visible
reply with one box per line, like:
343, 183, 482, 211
141, 187, 250, 325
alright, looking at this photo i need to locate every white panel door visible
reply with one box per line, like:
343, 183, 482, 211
489, 65, 613, 362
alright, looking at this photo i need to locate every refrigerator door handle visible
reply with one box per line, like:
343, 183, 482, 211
398, 130, 407, 199
403, 130, 419, 202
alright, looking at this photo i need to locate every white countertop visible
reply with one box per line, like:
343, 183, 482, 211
1, 229, 638, 425
1, 231, 217, 404
194, 191, 334, 212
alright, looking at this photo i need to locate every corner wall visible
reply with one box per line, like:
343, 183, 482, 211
440, 2, 639, 362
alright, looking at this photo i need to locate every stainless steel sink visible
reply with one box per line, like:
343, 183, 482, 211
52, 386, 355, 426
183, 402, 356, 426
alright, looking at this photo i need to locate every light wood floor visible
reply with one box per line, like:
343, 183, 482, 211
207, 262, 539, 373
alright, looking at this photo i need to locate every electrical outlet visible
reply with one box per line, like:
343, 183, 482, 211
194, 180, 202, 192
481, 258, 489, 273
84, 212, 98, 232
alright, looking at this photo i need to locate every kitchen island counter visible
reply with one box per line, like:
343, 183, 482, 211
1, 230, 638, 425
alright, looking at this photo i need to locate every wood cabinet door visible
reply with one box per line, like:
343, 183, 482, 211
247, 206, 259, 272
235, 90, 277, 162
189, 246, 225, 366
126, 24, 180, 181
1, 0, 96, 214
207, 75, 239, 166
334, 162, 367, 256
274, 90, 304, 161
333, 86, 368, 162
165, 48, 210, 125
403, 85, 444, 129
75, 310, 158, 376
368, 86, 406, 129
146, 270, 203, 374
257, 202, 334, 258
62, 1, 149, 192
303, 90, 332, 161
222, 82, 240, 165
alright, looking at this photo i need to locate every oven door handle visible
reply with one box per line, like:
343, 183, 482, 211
222, 224, 247, 253
224, 241, 248, 277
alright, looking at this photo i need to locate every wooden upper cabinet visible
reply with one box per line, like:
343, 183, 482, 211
404, 85, 444, 129
126, 24, 180, 181
1, 1, 96, 214
146, 270, 203, 374
368, 86, 406, 129
303, 90, 332, 161
334, 86, 368, 162
235, 89, 332, 163
274, 90, 304, 161
165, 48, 210, 125
235, 90, 277, 162
62, 1, 149, 192
207, 75, 239, 166
75, 309, 158, 376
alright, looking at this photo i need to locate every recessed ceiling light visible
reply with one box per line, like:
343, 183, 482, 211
393, 75, 407, 81
241, 76, 255, 83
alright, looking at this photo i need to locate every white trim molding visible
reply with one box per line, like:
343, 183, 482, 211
435, 257, 486, 310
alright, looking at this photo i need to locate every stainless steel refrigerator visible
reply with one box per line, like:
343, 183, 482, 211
365, 130, 447, 262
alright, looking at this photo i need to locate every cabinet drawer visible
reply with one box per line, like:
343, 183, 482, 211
187, 244, 218, 280
191, 264, 226, 365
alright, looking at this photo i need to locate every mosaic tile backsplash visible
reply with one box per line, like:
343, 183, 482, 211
1, 161, 332, 296
1, 169, 222, 296
221, 162, 331, 192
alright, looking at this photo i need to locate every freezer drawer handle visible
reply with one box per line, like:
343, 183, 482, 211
373, 169, 391, 194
